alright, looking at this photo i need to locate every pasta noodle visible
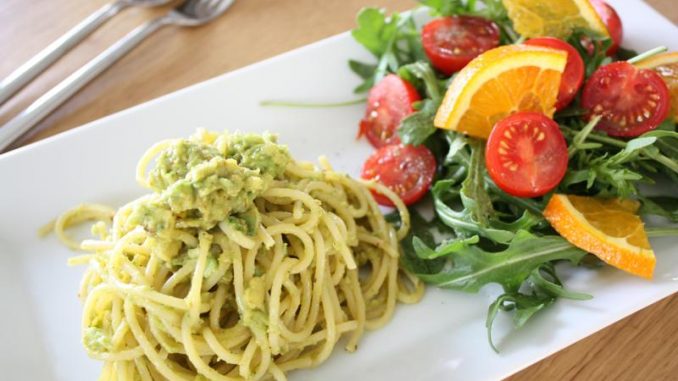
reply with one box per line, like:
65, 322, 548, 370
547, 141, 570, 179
53, 130, 424, 380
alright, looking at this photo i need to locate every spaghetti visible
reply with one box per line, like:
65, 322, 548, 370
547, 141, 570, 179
55, 130, 424, 380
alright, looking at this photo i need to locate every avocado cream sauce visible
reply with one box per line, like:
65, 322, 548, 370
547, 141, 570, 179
127, 133, 290, 235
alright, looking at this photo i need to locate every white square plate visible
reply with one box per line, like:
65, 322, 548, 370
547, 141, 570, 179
1, 1, 677, 380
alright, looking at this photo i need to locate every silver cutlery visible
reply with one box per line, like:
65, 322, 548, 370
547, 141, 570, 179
0, 0, 235, 153
0, 0, 171, 107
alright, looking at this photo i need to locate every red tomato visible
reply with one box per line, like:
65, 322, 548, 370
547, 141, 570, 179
361, 144, 436, 206
421, 16, 500, 75
581, 61, 670, 137
359, 74, 420, 148
485, 112, 568, 198
590, 0, 623, 56
525, 37, 585, 110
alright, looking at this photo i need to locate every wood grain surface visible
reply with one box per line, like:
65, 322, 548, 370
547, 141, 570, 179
1, 0, 676, 379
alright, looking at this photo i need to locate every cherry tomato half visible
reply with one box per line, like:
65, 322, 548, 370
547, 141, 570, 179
361, 144, 436, 206
421, 16, 500, 75
486, 112, 568, 198
359, 74, 420, 148
590, 0, 623, 56
525, 37, 585, 110
581, 61, 670, 137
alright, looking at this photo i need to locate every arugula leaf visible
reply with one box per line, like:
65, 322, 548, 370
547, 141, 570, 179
485, 177, 546, 216
396, 62, 447, 146
563, 142, 650, 197
475, 0, 508, 21
389, 209, 447, 275
413, 234, 480, 259
640, 196, 678, 222
351, 8, 400, 57
349, 8, 400, 92
348, 59, 378, 92
528, 263, 593, 301
486, 292, 553, 352
644, 126, 678, 176
403, 17, 429, 63
348, 59, 377, 80
433, 138, 545, 242
419, 0, 474, 17
444, 131, 471, 166
486, 262, 591, 351
434, 179, 515, 242
491, 210, 544, 232
562, 121, 678, 197
399, 100, 439, 145
461, 140, 494, 227
350, 8, 424, 93
413, 230, 587, 291
397, 62, 444, 101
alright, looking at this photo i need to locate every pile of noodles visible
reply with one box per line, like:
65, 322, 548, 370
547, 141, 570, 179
52, 130, 424, 381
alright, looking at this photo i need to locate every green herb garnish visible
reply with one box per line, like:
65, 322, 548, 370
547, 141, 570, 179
349, 0, 678, 351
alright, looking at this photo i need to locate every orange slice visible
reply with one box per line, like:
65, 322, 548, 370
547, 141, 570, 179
434, 45, 566, 139
544, 194, 655, 279
502, 0, 609, 39
635, 51, 678, 123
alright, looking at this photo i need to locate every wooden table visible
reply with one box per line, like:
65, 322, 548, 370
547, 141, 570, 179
1, 0, 676, 379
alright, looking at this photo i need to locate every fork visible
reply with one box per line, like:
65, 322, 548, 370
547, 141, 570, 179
0, 0, 235, 153
0, 0, 172, 107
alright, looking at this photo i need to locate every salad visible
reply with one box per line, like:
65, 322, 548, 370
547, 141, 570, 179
348, 0, 678, 350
